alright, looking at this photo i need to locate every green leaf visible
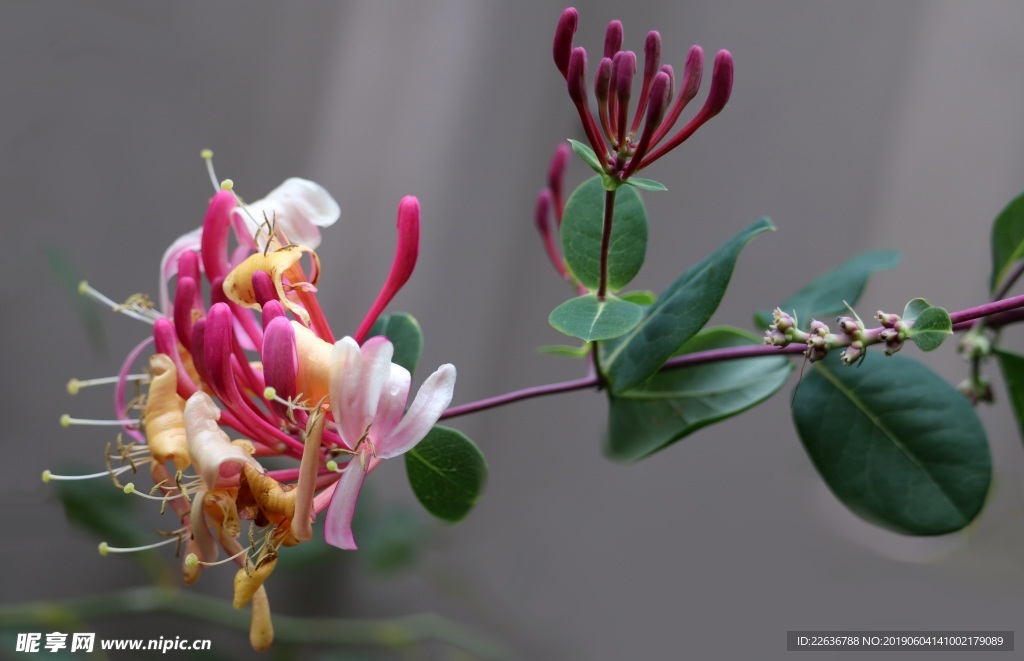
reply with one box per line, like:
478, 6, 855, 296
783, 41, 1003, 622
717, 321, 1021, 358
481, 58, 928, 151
603, 218, 775, 394
989, 189, 1024, 292
607, 327, 793, 462
792, 353, 991, 535
996, 349, 1024, 443
538, 344, 591, 358
906, 305, 952, 351
549, 293, 643, 342
754, 250, 900, 329
625, 177, 668, 192
901, 297, 931, 324
568, 139, 603, 174
367, 312, 423, 376
405, 426, 487, 523
560, 176, 648, 292
619, 290, 656, 305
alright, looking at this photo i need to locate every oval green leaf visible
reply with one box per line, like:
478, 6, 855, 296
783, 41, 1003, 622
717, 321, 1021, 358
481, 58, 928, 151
754, 250, 900, 329
405, 425, 487, 523
607, 327, 793, 462
990, 189, 1024, 292
901, 297, 931, 324
367, 312, 423, 376
625, 177, 668, 192
603, 218, 775, 394
792, 354, 991, 536
549, 293, 643, 342
906, 305, 951, 352
560, 176, 648, 292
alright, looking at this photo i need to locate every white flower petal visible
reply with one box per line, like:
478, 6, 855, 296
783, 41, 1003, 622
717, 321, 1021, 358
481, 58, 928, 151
375, 363, 411, 440
323, 459, 367, 550
236, 178, 339, 249
378, 363, 455, 458
328, 337, 364, 447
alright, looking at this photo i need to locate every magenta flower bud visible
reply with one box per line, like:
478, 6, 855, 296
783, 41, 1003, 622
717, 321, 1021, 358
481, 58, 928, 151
204, 303, 235, 400
154, 317, 197, 397
173, 275, 199, 350
604, 19, 623, 58
199, 190, 237, 287
190, 317, 208, 385
553, 7, 579, 79
262, 316, 298, 417
567, 47, 589, 106
251, 269, 277, 308
621, 70, 670, 179
567, 47, 609, 163
595, 57, 614, 141
630, 31, 662, 135
612, 50, 636, 145
261, 300, 287, 329
354, 196, 421, 344
659, 64, 675, 100
703, 49, 734, 119
547, 143, 571, 219
648, 45, 704, 151
535, 190, 569, 279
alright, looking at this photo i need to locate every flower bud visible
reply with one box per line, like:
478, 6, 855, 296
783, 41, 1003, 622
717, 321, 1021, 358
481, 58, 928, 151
877, 311, 901, 328
553, 7, 579, 79
836, 316, 860, 336
604, 19, 623, 58
840, 342, 863, 365
702, 50, 734, 119
809, 319, 830, 337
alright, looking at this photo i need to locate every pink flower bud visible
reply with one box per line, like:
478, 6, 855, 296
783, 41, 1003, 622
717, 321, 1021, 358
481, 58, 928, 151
630, 31, 662, 135
553, 7, 579, 79
200, 190, 237, 286
703, 49, 734, 118
262, 317, 298, 418
648, 45, 704, 150
547, 143, 571, 218
612, 50, 636, 145
354, 196, 421, 344
567, 46, 589, 106
173, 276, 199, 350
604, 20, 623, 58
251, 270, 277, 308
595, 57, 614, 141
621, 71, 670, 179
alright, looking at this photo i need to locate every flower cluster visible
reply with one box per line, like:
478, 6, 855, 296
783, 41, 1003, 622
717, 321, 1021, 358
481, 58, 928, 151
553, 7, 734, 181
764, 307, 907, 364
48, 156, 455, 650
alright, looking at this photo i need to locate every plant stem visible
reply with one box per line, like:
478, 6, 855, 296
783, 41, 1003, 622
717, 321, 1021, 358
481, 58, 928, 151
0, 586, 505, 657
443, 293, 1024, 420
596, 187, 617, 300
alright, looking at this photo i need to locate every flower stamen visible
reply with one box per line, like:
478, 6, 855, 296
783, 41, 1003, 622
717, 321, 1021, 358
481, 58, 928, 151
77, 281, 162, 324
67, 374, 149, 396
60, 414, 141, 428
98, 534, 183, 556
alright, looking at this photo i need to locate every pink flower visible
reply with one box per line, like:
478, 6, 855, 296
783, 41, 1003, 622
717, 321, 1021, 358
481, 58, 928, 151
323, 336, 456, 549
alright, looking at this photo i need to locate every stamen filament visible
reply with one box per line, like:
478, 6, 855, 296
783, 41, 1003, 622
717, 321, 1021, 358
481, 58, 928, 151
185, 545, 249, 568
98, 535, 182, 556
67, 374, 149, 395
42, 465, 134, 482
201, 149, 219, 192
77, 281, 160, 325
122, 482, 186, 501
60, 414, 141, 428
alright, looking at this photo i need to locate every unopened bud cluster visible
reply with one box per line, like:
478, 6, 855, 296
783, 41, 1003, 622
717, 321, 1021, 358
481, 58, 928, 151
764, 308, 908, 364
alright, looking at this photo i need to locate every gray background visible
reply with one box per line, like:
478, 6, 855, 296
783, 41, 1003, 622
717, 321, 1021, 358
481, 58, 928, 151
4, 1, 1024, 659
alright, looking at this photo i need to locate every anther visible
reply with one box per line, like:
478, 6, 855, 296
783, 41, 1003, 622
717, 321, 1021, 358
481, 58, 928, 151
186, 546, 248, 568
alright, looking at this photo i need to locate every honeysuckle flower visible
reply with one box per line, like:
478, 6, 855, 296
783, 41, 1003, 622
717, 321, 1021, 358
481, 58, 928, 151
553, 6, 734, 181
48, 154, 457, 652
159, 173, 339, 313
323, 336, 456, 549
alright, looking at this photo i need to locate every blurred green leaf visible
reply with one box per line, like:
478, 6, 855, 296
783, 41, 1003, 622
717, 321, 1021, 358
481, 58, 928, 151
367, 313, 423, 377
996, 349, 1024, 445
990, 189, 1024, 292
568, 139, 603, 174
754, 249, 900, 329
624, 177, 667, 192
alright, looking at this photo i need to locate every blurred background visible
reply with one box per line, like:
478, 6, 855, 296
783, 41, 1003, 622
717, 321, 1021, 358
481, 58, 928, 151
4, 1, 1024, 658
